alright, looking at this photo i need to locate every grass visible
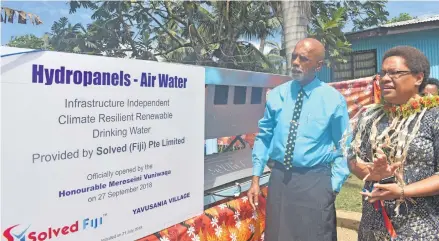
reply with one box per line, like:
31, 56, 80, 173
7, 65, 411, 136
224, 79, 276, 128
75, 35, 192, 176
335, 175, 364, 213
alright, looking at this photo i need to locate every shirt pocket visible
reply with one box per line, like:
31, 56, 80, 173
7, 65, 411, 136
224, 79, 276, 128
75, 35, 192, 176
301, 117, 329, 141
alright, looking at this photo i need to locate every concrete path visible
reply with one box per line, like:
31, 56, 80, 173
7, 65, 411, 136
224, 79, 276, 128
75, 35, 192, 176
336, 210, 362, 240
337, 210, 362, 230
337, 227, 358, 241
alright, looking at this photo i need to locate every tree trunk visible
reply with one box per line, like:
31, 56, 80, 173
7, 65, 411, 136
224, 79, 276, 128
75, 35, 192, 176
281, 33, 287, 75
281, 1, 310, 73
259, 32, 266, 53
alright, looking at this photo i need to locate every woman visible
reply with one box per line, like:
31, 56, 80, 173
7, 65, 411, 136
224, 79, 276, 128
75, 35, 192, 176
347, 46, 439, 240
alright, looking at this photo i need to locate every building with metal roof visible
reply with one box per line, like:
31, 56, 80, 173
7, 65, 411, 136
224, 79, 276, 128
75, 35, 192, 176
317, 14, 439, 83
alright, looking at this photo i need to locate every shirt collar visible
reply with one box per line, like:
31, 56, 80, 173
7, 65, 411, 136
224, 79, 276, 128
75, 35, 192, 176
292, 76, 321, 97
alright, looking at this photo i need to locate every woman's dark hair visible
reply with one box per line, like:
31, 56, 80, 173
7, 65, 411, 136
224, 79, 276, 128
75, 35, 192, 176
382, 46, 430, 92
426, 78, 439, 88
419, 78, 439, 94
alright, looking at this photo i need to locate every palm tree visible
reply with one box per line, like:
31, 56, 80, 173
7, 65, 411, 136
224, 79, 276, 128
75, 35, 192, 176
48, 17, 97, 54
281, 1, 311, 74
155, 1, 281, 72
264, 41, 286, 74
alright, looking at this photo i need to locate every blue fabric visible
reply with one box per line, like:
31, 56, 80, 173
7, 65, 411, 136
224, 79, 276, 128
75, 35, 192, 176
252, 77, 351, 192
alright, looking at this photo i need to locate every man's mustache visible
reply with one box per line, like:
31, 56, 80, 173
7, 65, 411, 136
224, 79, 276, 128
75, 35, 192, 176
291, 67, 303, 73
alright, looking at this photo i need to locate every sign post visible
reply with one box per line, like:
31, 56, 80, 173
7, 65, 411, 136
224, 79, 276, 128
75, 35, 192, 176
1, 47, 205, 241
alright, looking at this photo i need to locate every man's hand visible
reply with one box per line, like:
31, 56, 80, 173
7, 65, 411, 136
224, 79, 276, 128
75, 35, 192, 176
248, 176, 261, 210
364, 146, 401, 181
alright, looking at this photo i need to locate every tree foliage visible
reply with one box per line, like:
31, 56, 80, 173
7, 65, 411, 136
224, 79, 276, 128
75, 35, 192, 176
308, 1, 388, 67
5, 1, 389, 75
386, 13, 415, 23
7, 34, 48, 49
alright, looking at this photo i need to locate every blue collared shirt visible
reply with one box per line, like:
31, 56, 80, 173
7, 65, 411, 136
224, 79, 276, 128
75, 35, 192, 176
252, 77, 351, 192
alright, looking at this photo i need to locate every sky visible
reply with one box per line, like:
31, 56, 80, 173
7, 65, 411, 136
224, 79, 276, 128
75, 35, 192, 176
1, 1, 94, 44
2, 0, 439, 49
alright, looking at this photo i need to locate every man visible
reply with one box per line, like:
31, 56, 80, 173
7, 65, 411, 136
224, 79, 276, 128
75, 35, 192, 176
422, 77, 439, 96
247, 38, 350, 241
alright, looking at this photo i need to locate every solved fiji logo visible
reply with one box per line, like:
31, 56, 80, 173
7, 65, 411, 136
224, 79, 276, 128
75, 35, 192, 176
3, 215, 105, 241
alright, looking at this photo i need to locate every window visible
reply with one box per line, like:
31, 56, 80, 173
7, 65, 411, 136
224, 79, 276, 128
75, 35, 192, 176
251, 87, 263, 104
233, 86, 246, 104
214, 85, 229, 105
332, 50, 377, 82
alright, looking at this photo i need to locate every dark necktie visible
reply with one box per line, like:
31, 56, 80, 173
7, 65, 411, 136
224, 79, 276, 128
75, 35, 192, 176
283, 88, 305, 170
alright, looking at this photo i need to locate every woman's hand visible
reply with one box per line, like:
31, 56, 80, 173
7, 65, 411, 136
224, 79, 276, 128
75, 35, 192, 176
360, 183, 402, 203
364, 147, 401, 181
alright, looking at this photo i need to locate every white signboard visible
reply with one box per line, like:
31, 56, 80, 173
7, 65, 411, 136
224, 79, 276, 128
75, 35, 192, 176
0, 47, 205, 241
